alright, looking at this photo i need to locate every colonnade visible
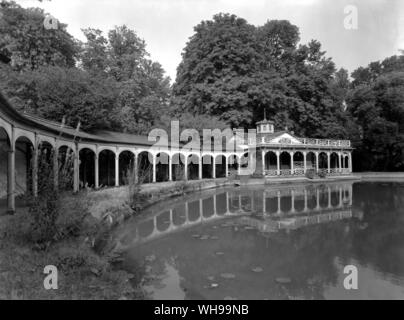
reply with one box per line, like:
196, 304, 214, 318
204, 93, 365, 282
261, 149, 352, 176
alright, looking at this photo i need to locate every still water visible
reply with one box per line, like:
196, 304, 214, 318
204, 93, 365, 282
116, 181, 404, 300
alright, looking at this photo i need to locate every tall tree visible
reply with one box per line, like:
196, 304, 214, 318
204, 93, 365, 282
0, 1, 78, 71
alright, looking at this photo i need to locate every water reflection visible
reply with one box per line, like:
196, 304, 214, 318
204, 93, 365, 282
117, 181, 404, 300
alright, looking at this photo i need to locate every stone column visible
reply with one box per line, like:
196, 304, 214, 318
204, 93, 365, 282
290, 151, 294, 174
315, 152, 319, 173
7, 143, 15, 213
95, 153, 99, 189
134, 153, 138, 184
184, 156, 188, 181
262, 191, 266, 215
316, 188, 320, 210
262, 150, 265, 176
303, 151, 307, 174
152, 154, 157, 182
115, 153, 119, 187
32, 146, 38, 196
168, 155, 173, 181
328, 186, 332, 208
276, 151, 280, 175
53, 146, 59, 190
237, 155, 241, 176
338, 152, 342, 173
348, 152, 352, 173
198, 156, 202, 180
212, 156, 216, 179
225, 156, 229, 178
327, 152, 331, 174
73, 148, 79, 193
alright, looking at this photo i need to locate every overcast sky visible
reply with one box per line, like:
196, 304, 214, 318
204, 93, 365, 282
17, 0, 404, 81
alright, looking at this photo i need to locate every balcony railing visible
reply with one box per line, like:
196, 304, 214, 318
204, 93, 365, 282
264, 168, 352, 177
249, 137, 351, 147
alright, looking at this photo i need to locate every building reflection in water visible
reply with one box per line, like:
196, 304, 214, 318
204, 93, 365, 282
117, 181, 359, 248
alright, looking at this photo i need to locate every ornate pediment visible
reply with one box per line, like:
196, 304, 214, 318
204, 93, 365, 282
269, 133, 302, 145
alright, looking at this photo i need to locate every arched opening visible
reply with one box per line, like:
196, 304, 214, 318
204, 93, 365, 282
264, 151, 277, 172
280, 151, 291, 171
58, 146, 74, 191
293, 151, 304, 173
37, 141, 54, 193
156, 152, 169, 182
215, 155, 226, 178
227, 154, 239, 177
171, 153, 185, 181
318, 152, 328, 171
187, 154, 199, 180
239, 152, 249, 169
330, 152, 339, 172
138, 151, 153, 183
119, 151, 135, 185
79, 148, 95, 188
306, 152, 316, 170
202, 155, 213, 179
344, 156, 349, 169
14, 136, 34, 195
0, 128, 10, 208
99, 149, 116, 187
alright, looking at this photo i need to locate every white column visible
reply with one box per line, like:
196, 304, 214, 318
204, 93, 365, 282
237, 155, 241, 176
95, 153, 99, 189
316, 188, 320, 210
212, 157, 216, 178
338, 152, 342, 173
290, 151, 294, 174
213, 194, 217, 216
276, 151, 280, 175
225, 192, 229, 214
198, 156, 202, 180
327, 152, 331, 174
303, 151, 307, 174
339, 186, 343, 208
315, 152, 319, 173
115, 153, 119, 187
32, 146, 38, 196
7, 143, 15, 213
184, 156, 188, 180
277, 190, 281, 214
348, 152, 352, 173
53, 146, 59, 190
134, 153, 138, 184
168, 155, 172, 181
225, 156, 229, 178
152, 154, 156, 182
73, 148, 79, 193
262, 150, 265, 176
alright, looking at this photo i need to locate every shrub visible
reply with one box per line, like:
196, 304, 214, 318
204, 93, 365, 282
305, 169, 315, 179
318, 170, 327, 178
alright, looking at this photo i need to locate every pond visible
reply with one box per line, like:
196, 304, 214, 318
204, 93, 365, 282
116, 181, 404, 300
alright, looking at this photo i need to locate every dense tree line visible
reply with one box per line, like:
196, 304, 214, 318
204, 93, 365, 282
0, 2, 403, 171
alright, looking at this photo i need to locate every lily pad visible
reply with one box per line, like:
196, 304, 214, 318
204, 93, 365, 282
191, 234, 201, 238
200, 235, 210, 240
252, 267, 263, 273
215, 252, 225, 256
275, 277, 292, 284
210, 283, 219, 288
207, 276, 215, 281
220, 273, 236, 279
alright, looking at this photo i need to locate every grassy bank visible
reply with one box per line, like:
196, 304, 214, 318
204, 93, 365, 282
0, 192, 145, 300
